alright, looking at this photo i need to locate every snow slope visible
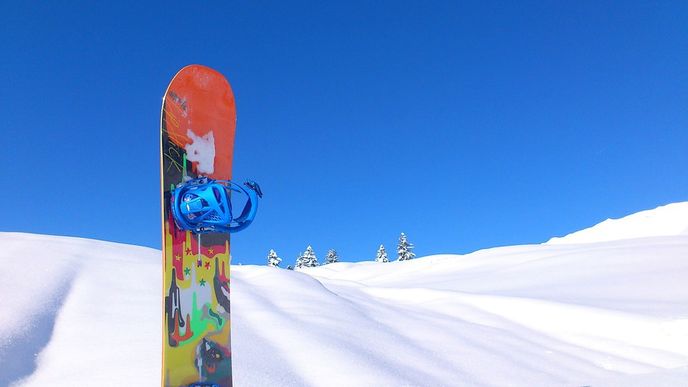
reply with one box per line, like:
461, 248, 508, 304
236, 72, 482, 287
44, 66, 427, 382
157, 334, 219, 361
547, 202, 688, 244
1, 202, 688, 386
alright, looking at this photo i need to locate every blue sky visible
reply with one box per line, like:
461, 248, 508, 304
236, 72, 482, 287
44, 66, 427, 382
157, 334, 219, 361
1, 1, 686, 266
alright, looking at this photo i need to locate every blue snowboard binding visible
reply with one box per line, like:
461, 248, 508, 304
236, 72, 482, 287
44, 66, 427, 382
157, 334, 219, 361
172, 177, 261, 234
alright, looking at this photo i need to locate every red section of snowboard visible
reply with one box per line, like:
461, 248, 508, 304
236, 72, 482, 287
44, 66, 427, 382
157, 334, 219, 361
163, 65, 235, 180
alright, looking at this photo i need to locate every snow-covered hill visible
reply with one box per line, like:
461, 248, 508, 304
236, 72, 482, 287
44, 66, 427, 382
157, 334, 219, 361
547, 202, 688, 244
1, 203, 688, 386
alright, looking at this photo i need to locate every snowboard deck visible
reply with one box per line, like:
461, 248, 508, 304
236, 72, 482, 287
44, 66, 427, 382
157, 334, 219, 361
160, 65, 236, 387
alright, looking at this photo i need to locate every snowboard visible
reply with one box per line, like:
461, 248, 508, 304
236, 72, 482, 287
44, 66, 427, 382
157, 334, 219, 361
160, 65, 236, 387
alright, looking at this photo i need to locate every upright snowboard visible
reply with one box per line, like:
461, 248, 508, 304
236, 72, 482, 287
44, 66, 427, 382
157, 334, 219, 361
161, 65, 236, 387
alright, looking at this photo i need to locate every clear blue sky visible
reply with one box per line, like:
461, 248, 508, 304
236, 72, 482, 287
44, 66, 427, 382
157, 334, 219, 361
1, 1, 686, 265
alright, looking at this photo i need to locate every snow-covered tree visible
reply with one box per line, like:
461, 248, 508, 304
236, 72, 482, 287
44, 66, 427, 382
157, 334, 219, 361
295, 245, 319, 269
397, 232, 415, 261
294, 254, 304, 269
267, 249, 281, 267
325, 249, 339, 264
303, 245, 319, 267
375, 244, 389, 263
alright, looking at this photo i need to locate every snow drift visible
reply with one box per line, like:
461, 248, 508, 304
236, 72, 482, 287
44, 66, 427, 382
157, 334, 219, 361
1, 202, 688, 386
547, 202, 688, 244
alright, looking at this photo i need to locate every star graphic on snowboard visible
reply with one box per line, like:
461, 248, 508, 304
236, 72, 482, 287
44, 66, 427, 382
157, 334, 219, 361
184, 267, 191, 276
199, 279, 207, 286
205, 261, 211, 270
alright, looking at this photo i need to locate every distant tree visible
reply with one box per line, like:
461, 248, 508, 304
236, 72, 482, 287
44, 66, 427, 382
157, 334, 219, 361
375, 244, 389, 263
397, 232, 415, 261
325, 249, 339, 264
303, 245, 319, 267
267, 249, 281, 267
295, 251, 305, 269
286, 265, 294, 270
295, 245, 319, 269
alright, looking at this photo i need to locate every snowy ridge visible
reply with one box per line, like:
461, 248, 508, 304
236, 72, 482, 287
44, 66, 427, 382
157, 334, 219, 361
547, 202, 688, 244
0, 233, 161, 386
2, 202, 688, 386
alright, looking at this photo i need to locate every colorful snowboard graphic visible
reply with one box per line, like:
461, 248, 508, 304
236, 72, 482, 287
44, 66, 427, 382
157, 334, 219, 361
161, 65, 236, 387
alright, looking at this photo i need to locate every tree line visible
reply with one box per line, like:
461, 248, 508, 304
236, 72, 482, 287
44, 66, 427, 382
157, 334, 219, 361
266, 232, 415, 269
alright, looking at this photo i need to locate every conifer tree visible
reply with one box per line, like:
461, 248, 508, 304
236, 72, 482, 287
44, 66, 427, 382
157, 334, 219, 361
397, 232, 415, 261
375, 244, 389, 263
267, 249, 281, 267
295, 245, 319, 269
325, 249, 339, 264
295, 251, 305, 269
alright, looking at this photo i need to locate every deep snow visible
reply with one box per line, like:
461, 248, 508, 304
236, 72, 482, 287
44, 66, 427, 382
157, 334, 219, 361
1, 202, 688, 386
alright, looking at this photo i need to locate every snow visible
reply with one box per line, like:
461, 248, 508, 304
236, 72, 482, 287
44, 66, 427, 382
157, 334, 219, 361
547, 202, 688, 244
185, 129, 216, 175
2, 203, 688, 386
